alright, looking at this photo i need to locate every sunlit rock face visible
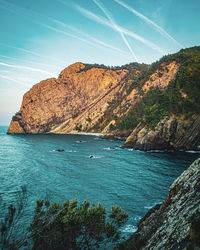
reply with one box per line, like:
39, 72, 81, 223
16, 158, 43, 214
7, 60, 179, 136
7, 120, 25, 134
7, 62, 127, 134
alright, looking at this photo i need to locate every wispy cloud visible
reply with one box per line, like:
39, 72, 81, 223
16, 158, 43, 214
0, 54, 59, 69
0, 62, 56, 77
92, 0, 138, 62
0, 74, 30, 87
0, 43, 66, 65
0, 0, 129, 60
53, 19, 129, 56
75, 5, 166, 55
42, 22, 129, 57
114, 0, 183, 48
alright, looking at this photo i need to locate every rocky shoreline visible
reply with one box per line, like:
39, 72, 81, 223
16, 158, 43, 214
122, 158, 200, 249
122, 115, 200, 151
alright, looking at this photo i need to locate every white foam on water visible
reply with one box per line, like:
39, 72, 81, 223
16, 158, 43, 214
185, 150, 200, 154
104, 147, 111, 150
122, 224, 137, 233
144, 201, 161, 210
146, 150, 166, 153
88, 155, 103, 159
94, 137, 101, 140
75, 140, 87, 143
49, 150, 77, 153
73, 132, 103, 136
103, 147, 115, 151
144, 205, 154, 209
104, 147, 121, 151
133, 215, 142, 221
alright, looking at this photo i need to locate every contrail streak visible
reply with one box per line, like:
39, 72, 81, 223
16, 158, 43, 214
0, 54, 59, 69
0, 68, 36, 82
39, 22, 130, 57
0, 62, 56, 77
0, 0, 128, 59
92, 0, 138, 62
76, 5, 166, 55
43, 23, 121, 54
0, 74, 30, 87
0, 43, 66, 65
53, 19, 129, 56
114, 0, 183, 48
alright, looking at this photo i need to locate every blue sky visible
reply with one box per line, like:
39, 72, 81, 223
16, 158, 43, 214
0, 0, 200, 125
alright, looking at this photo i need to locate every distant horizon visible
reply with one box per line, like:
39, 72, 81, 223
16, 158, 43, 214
1, 0, 200, 124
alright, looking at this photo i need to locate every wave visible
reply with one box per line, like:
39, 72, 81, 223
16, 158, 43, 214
88, 155, 103, 159
122, 224, 137, 233
49, 150, 77, 153
103, 146, 121, 151
73, 132, 103, 136
144, 201, 161, 210
75, 140, 87, 143
94, 137, 101, 140
103, 147, 116, 151
133, 215, 142, 221
185, 150, 200, 154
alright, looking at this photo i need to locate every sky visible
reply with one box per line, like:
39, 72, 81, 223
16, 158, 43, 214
0, 0, 200, 125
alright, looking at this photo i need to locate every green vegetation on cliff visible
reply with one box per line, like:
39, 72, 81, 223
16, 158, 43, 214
77, 62, 148, 73
107, 46, 200, 131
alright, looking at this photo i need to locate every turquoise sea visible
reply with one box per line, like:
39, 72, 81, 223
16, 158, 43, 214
0, 125, 199, 235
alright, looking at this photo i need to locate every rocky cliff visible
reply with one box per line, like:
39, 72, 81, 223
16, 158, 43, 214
7, 46, 200, 151
7, 63, 128, 134
7, 60, 179, 135
123, 115, 200, 151
122, 158, 200, 249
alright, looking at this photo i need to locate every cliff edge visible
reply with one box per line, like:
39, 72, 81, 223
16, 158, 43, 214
122, 158, 200, 249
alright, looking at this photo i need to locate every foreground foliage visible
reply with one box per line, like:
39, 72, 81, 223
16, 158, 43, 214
30, 199, 128, 249
0, 194, 128, 249
0, 186, 28, 249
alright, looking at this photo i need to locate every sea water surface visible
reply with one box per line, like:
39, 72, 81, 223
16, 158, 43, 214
0, 126, 199, 235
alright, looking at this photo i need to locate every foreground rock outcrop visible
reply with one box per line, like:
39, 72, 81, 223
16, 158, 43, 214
124, 158, 200, 249
123, 115, 200, 151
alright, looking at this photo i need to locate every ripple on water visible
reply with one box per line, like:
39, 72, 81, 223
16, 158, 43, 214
0, 126, 197, 238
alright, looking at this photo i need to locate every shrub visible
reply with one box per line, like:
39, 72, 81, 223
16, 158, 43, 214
29, 199, 128, 249
75, 124, 82, 132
